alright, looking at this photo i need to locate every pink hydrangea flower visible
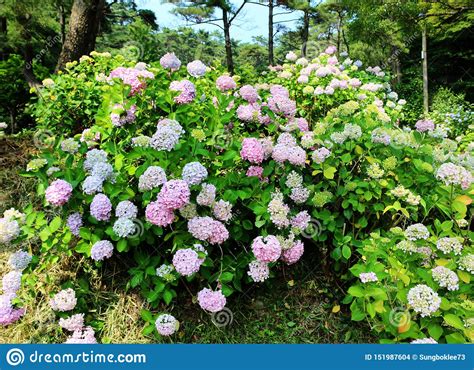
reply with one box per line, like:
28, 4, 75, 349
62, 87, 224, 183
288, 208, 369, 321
239, 85, 259, 103
216, 75, 236, 91
240, 138, 264, 164
145, 201, 175, 227
251, 235, 282, 263
172, 248, 203, 276
45, 179, 73, 206
157, 180, 190, 210
281, 240, 304, 264
197, 288, 226, 312
170, 80, 196, 104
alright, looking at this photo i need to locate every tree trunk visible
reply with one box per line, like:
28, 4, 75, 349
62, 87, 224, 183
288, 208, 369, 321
222, 8, 234, 74
302, 9, 309, 57
422, 25, 429, 113
268, 0, 274, 65
59, 3, 67, 45
55, 0, 106, 72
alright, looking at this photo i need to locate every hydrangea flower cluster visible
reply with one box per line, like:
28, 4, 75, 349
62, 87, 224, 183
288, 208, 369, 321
65, 326, 97, 344
8, 250, 32, 271
0, 217, 20, 244
59, 313, 85, 332
216, 75, 236, 91
187, 60, 206, 77
112, 217, 136, 238
359, 272, 378, 283
436, 237, 463, 255
172, 247, 204, 276
155, 314, 179, 336
312, 147, 331, 164
156, 264, 175, 281
267, 191, 290, 228
45, 179, 73, 206
187, 216, 229, 245
404, 224, 430, 241
91, 240, 114, 261
110, 103, 137, 127
458, 254, 473, 273
67, 212, 82, 236
108, 66, 154, 95
290, 211, 311, 231
212, 200, 233, 222
247, 260, 270, 282
170, 80, 196, 104
138, 166, 167, 191
197, 183, 216, 206
150, 119, 185, 152
197, 288, 226, 312
431, 266, 459, 291
251, 235, 282, 263
2, 271, 22, 293
281, 240, 304, 264
160, 52, 181, 70
435, 162, 473, 190
50, 288, 77, 312
182, 162, 208, 185
61, 138, 80, 153
90, 193, 112, 221
240, 138, 264, 164
415, 119, 435, 132
407, 284, 441, 317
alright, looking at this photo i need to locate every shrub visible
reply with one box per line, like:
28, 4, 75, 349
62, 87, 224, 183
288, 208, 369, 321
3, 47, 473, 343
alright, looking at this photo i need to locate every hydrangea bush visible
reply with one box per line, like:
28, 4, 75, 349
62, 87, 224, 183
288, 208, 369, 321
4, 46, 473, 343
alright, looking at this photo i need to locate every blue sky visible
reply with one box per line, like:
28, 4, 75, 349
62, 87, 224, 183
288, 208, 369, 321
138, 1, 302, 43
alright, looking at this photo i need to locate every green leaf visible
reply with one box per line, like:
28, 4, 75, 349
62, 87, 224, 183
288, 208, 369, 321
323, 166, 337, 179
443, 314, 464, 330
445, 332, 465, 344
162, 290, 173, 305
117, 239, 128, 252
342, 245, 352, 259
220, 272, 234, 282
142, 324, 155, 336
242, 220, 253, 230
140, 309, 153, 322
49, 216, 62, 233
348, 285, 364, 297
428, 324, 443, 340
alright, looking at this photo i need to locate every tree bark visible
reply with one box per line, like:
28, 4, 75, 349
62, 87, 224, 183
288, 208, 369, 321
268, 0, 274, 65
222, 8, 234, 74
422, 25, 429, 113
302, 9, 309, 57
55, 0, 106, 72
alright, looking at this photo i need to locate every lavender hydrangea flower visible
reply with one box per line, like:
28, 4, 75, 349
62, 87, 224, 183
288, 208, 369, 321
155, 314, 179, 336
50, 288, 77, 311
216, 75, 236, 91
90, 194, 112, 221
170, 80, 196, 104
251, 235, 282, 263
45, 179, 73, 206
115, 200, 138, 219
157, 180, 190, 210
59, 313, 85, 332
83, 149, 108, 172
359, 272, 378, 283
160, 53, 181, 71
281, 240, 304, 265
0, 218, 20, 244
182, 162, 208, 185
91, 240, 114, 261
212, 200, 233, 222
196, 183, 216, 207
8, 251, 32, 271
150, 119, 184, 151
113, 218, 136, 238
187, 60, 207, 77
82, 175, 103, 195
2, 271, 22, 293
67, 213, 82, 236
187, 216, 229, 245
247, 261, 270, 282
65, 326, 97, 344
172, 248, 203, 276
197, 288, 226, 312
138, 166, 167, 191
145, 201, 175, 227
